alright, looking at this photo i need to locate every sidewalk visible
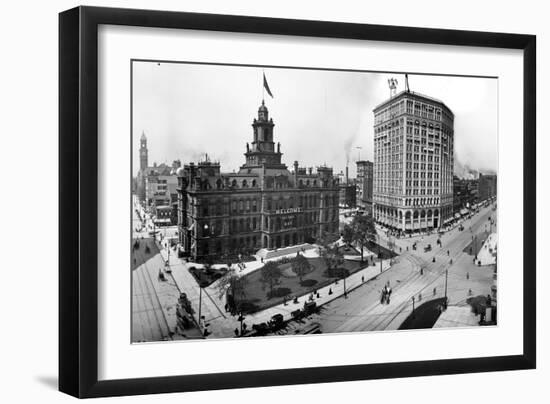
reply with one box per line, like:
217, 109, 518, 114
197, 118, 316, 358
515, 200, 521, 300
477, 232, 497, 265
433, 306, 480, 328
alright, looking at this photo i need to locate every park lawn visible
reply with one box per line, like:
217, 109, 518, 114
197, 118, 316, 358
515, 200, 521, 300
233, 256, 373, 314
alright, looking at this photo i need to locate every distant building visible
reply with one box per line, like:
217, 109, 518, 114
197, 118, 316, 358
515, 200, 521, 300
339, 184, 357, 208
478, 173, 497, 202
373, 90, 454, 232
146, 174, 178, 209
177, 101, 340, 260
453, 175, 479, 213
136, 132, 180, 213
356, 160, 373, 212
153, 205, 174, 226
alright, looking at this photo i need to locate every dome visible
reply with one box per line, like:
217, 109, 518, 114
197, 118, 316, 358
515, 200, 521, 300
258, 99, 268, 113
176, 167, 185, 176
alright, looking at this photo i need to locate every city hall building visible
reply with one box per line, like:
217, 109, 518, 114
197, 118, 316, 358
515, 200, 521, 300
177, 101, 340, 260
373, 89, 454, 232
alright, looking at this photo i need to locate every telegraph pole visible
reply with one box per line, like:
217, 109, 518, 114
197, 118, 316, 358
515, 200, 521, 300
198, 286, 203, 330
444, 261, 450, 310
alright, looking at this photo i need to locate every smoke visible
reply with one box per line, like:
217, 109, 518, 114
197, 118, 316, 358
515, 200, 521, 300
454, 159, 479, 180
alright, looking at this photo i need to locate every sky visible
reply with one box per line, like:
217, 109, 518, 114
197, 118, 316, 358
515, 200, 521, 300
132, 61, 498, 178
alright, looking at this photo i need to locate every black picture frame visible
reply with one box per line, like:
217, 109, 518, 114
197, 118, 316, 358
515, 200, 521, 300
59, 5, 536, 398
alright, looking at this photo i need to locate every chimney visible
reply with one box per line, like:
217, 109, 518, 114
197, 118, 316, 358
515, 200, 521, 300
346, 166, 349, 185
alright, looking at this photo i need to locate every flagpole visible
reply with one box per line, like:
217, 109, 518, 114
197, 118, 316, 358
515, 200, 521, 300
262, 69, 265, 103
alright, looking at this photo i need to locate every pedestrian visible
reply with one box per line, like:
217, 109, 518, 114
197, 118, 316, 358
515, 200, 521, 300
361, 275, 364, 283
234, 328, 239, 337
466, 272, 469, 280
447, 250, 450, 256
433, 287, 437, 296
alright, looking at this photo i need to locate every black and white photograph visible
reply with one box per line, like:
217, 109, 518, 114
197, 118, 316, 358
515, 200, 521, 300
131, 61, 498, 342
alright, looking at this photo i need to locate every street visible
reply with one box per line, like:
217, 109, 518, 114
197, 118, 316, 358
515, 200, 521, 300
301, 204, 497, 333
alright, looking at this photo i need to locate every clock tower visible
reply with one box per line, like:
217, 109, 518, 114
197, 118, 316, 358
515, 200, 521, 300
243, 101, 284, 168
139, 131, 148, 172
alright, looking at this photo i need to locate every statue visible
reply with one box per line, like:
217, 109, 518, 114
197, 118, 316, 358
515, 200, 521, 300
246, 142, 249, 152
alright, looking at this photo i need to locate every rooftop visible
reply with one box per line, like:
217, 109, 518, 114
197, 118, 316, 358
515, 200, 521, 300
373, 90, 453, 115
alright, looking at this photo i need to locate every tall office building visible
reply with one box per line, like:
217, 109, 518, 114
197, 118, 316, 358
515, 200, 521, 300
373, 89, 454, 232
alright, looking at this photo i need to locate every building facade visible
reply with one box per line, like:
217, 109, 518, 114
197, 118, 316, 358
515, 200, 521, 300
177, 101, 340, 260
145, 174, 179, 208
373, 90, 454, 232
453, 175, 479, 213
478, 173, 497, 202
339, 184, 357, 208
356, 160, 373, 212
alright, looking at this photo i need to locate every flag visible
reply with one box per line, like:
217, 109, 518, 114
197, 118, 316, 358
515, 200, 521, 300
263, 73, 274, 98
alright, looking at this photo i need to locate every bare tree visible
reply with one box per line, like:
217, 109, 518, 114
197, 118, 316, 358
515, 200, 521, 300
260, 261, 281, 295
318, 232, 344, 272
291, 254, 311, 283
217, 267, 248, 314
343, 214, 377, 262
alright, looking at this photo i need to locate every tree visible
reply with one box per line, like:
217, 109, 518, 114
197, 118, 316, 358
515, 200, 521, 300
345, 214, 377, 262
318, 231, 346, 296
291, 254, 311, 283
342, 224, 354, 246
260, 261, 281, 295
217, 267, 248, 315
318, 232, 344, 272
